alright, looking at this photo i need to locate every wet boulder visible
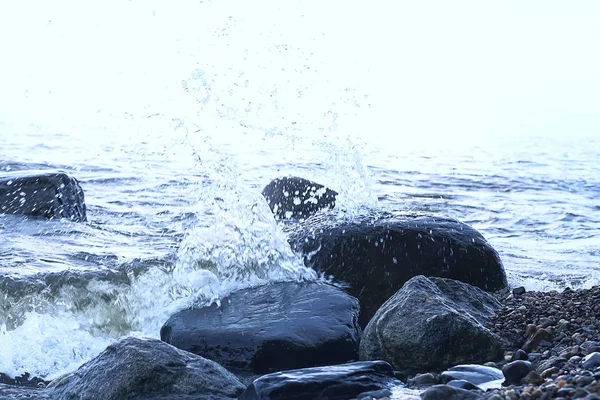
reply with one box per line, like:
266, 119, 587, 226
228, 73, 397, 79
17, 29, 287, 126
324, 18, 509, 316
238, 361, 402, 400
0, 171, 87, 221
288, 212, 507, 325
359, 276, 504, 373
160, 281, 361, 376
261, 176, 337, 220
48, 336, 245, 400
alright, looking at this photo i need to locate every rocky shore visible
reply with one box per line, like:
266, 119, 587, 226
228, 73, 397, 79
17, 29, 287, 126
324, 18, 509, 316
412, 285, 600, 399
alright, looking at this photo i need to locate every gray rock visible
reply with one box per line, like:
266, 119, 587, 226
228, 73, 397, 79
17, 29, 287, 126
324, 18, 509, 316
502, 360, 532, 384
360, 276, 503, 373
48, 336, 245, 400
262, 177, 337, 220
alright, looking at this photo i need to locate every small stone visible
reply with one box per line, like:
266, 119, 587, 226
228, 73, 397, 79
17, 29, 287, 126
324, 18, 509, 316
573, 388, 590, 398
503, 389, 518, 400
523, 328, 553, 352
571, 355, 583, 364
582, 352, 600, 370
511, 349, 529, 362
557, 387, 576, 397
512, 287, 526, 296
541, 367, 559, 378
522, 371, 544, 386
525, 324, 538, 337
575, 375, 595, 387
556, 380, 568, 388
408, 372, 438, 387
537, 317, 553, 328
503, 360, 532, 383
560, 345, 581, 359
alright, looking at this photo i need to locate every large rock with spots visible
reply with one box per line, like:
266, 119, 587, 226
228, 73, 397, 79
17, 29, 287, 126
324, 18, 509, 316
359, 276, 504, 373
161, 282, 361, 376
262, 177, 337, 220
0, 171, 87, 221
238, 361, 402, 400
48, 336, 245, 400
288, 212, 507, 325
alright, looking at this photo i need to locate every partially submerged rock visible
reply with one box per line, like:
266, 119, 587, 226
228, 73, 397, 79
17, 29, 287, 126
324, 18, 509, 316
48, 336, 245, 400
0, 171, 87, 221
161, 281, 361, 375
238, 361, 401, 400
288, 213, 507, 325
359, 276, 504, 373
262, 176, 337, 220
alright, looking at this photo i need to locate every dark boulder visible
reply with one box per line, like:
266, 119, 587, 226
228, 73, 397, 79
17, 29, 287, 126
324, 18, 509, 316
501, 360, 532, 385
0, 171, 87, 221
48, 336, 245, 400
288, 212, 507, 325
420, 384, 483, 400
359, 276, 504, 373
161, 281, 360, 376
261, 177, 337, 220
238, 361, 401, 400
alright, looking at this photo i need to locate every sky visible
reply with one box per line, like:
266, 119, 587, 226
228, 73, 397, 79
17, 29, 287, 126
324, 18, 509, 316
0, 0, 599, 145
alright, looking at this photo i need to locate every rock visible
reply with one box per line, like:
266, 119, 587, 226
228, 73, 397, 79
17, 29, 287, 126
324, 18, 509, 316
582, 352, 600, 370
523, 328, 553, 352
261, 176, 337, 220
289, 213, 507, 325
420, 384, 484, 400
48, 336, 245, 400
446, 380, 481, 391
0, 171, 87, 221
161, 281, 360, 375
238, 361, 401, 400
441, 364, 504, 385
356, 389, 393, 399
408, 373, 439, 388
511, 349, 529, 361
512, 287, 526, 296
521, 371, 544, 385
502, 360, 532, 384
359, 276, 503, 373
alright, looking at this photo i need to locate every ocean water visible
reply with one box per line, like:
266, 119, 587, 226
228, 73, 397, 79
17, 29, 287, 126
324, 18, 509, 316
0, 0, 599, 391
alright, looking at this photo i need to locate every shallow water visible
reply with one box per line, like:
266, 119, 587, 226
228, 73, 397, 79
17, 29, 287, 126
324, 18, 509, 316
0, 0, 599, 383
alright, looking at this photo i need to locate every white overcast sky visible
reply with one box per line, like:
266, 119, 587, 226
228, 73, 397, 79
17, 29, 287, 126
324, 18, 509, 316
0, 0, 599, 142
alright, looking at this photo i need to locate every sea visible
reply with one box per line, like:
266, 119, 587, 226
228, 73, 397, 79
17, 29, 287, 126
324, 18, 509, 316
0, 1, 598, 396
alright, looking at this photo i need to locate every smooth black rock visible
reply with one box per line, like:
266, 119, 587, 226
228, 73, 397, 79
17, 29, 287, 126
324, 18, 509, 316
48, 336, 245, 400
420, 384, 484, 400
238, 361, 401, 400
288, 212, 507, 325
161, 281, 360, 375
441, 364, 504, 385
262, 177, 337, 220
359, 276, 503, 373
501, 360, 532, 384
0, 171, 86, 221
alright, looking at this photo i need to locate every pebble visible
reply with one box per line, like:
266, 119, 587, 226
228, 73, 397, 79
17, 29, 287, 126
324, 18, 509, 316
503, 361, 533, 384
